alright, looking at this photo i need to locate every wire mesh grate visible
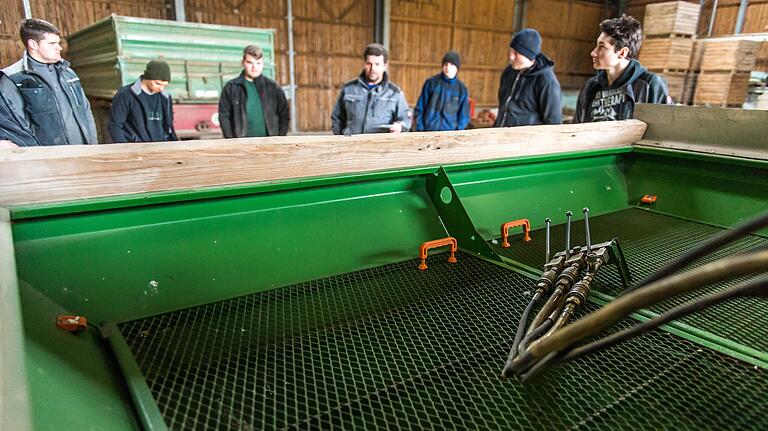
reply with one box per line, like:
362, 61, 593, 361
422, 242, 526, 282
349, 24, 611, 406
493, 208, 768, 353
121, 249, 768, 430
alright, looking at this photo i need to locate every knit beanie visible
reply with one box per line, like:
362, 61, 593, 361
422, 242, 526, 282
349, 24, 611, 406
509, 29, 541, 61
143, 60, 171, 81
442, 50, 461, 69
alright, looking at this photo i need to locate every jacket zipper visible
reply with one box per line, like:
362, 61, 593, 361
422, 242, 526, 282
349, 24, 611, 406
499, 73, 522, 125
361, 90, 372, 133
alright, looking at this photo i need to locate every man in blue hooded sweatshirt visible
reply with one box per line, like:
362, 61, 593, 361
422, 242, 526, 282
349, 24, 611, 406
494, 28, 562, 127
574, 15, 670, 122
414, 50, 470, 131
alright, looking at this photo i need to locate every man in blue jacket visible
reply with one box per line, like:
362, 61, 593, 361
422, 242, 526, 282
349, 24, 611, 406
574, 15, 670, 122
3, 19, 97, 145
494, 28, 562, 127
414, 51, 470, 132
108, 60, 178, 143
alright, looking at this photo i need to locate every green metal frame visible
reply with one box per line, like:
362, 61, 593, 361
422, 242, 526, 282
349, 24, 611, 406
425, 167, 502, 262
101, 323, 168, 431
3, 135, 767, 429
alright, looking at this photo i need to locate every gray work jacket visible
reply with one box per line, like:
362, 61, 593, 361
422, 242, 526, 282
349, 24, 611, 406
331, 71, 411, 135
3, 52, 97, 145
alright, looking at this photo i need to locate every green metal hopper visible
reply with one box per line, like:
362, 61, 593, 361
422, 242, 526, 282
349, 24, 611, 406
1, 105, 766, 430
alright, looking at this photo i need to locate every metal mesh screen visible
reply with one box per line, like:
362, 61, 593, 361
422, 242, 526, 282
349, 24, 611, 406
121, 250, 768, 430
493, 208, 768, 353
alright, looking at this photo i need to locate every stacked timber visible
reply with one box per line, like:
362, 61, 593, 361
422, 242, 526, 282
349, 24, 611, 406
638, 1, 699, 104
694, 39, 761, 107
758, 41, 768, 72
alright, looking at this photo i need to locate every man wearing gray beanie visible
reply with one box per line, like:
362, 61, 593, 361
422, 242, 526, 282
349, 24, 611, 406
108, 59, 178, 143
493, 28, 562, 127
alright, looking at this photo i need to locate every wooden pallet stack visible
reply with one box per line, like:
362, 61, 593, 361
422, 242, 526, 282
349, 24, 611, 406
694, 39, 761, 107
637, 1, 700, 104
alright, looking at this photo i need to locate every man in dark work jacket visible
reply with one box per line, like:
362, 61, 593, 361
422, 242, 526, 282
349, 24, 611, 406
494, 28, 562, 127
218, 45, 289, 138
3, 19, 97, 145
108, 60, 178, 143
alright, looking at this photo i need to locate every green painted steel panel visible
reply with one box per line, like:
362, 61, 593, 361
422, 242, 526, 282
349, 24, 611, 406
19, 282, 138, 431
449, 155, 630, 238
12, 176, 446, 323
625, 150, 768, 236
67, 15, 276, 101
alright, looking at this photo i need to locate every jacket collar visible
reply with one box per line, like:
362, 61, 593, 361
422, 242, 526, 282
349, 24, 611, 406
233, 71, 265, 86
356, 70, 389, 89
131, 77, 171, 99
22, 51, 70, 72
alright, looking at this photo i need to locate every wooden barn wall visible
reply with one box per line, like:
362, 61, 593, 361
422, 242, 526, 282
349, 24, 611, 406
696, 0, 768, 35
1, 0, 168, 67
389, 0, 606, 111
0, 1, 25, 66
526, 0, 606, 89
186, 0, 373, 132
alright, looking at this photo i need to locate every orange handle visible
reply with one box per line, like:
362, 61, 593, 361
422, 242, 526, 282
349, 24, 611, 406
57, 315, 88, 332
501, 219, 531, 248
418, 237, 458, 270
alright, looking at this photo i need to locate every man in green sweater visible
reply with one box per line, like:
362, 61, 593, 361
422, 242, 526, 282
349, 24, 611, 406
218, 45, 289, 138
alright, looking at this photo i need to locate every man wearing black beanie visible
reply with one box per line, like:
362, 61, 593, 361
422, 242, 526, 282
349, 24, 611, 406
493, 28, 562, 127
414, 50, 470, 131
108, 59, 178, 143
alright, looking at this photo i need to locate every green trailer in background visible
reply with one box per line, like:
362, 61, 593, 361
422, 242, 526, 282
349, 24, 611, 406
67, 15, 277, 139
1, 105, 767, 430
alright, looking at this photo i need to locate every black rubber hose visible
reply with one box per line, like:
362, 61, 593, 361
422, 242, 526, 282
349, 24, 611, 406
562, 274, 768, 362
502, 319, 554, 378
509, 249, 768, 375
623, 210, 768, 294
518, 318, 554, 355
501, 291, 542, 378
518, 274, 768, 382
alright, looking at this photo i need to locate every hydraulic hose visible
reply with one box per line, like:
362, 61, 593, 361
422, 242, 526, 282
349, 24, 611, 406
501, 291, 543, 378
561, 274, 768, 363
505, 291, 543, 361
624, 210, 768, 294
510, 248, 768, 375
518, 274, 768, 382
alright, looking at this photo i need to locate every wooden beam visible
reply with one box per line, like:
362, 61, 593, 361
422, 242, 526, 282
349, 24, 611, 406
634, 104, 768, 160
0, 208, 32, 431
0, 121, 647, 207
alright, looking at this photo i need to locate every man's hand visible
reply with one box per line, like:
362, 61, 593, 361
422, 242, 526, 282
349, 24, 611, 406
0, 140, 19, 148
388, 122, 403, 133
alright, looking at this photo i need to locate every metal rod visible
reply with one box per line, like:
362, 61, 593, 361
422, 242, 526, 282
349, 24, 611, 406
101, 323, 169, 431
287, 0, 298, 133
384, 0, 391, 50
583, 207, 591, 254
707, 0, 719, 37
22, 0, 32, 18
545, 218, 551, 263
565, 211, 573, 259
734, 0, 749, 34
173, 0, 185, 22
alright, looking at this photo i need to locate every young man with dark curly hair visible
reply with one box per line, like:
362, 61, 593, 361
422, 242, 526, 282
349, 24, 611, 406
574, 15, 670, 123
